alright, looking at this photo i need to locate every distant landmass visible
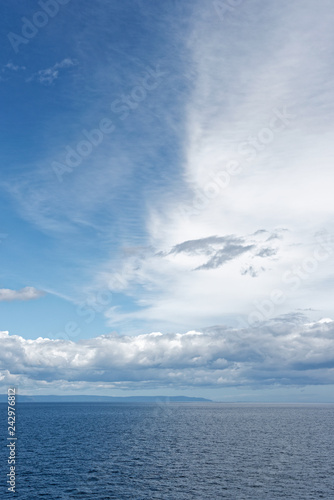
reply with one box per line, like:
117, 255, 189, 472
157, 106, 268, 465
0, 394, 212, 403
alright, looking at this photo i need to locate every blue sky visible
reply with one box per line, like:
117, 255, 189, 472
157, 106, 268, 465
0, 0, 334, 400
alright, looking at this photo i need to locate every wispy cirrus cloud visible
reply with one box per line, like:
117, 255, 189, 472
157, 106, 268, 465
0, 287, 45, 302
93, 0, 334, 334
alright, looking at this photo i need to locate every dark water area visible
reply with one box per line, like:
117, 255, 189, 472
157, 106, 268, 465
1, 402, 334, 499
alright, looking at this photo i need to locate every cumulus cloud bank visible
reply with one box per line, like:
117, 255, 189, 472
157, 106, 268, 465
1, 318, 333, 391
0, 287, 45, 302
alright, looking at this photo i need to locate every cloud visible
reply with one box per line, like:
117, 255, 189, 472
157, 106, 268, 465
256, 247, 277, 258
97, 227, 334, 334
2, 0, 334, 341
2, 62, 26, 72
240, 265, 264, 278
28, 58, 77, 85
195, 243, 255, 270
0, 62, 26, 82
168, 233, 279, 270
101, 0, 334, 332
0, 318, 333, 391
170, 235, 241, 255
0, 287, 46, 302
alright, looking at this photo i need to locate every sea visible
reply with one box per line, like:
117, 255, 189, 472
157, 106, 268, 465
1, 403, 334, 499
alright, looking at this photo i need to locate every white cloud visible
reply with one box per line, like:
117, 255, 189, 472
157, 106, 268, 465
2, 1, 333, 343
0, 62, 26, 82
0, 318, 333, 392
92, 1, 334, 333
0, 287, 45, 302
2, 62, 26, 72
98, 227, 333, 334
28, 58, 77, 85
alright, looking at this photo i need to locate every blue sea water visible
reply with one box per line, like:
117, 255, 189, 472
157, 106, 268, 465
1, 403, 334, 499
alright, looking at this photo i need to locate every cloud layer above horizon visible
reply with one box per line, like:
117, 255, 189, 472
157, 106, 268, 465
1, 318, 333, 394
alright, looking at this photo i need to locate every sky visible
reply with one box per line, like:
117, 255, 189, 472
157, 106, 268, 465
0, 0, 333, 400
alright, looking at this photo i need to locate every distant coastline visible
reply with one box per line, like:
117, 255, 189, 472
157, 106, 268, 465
0, 394, 212, 403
